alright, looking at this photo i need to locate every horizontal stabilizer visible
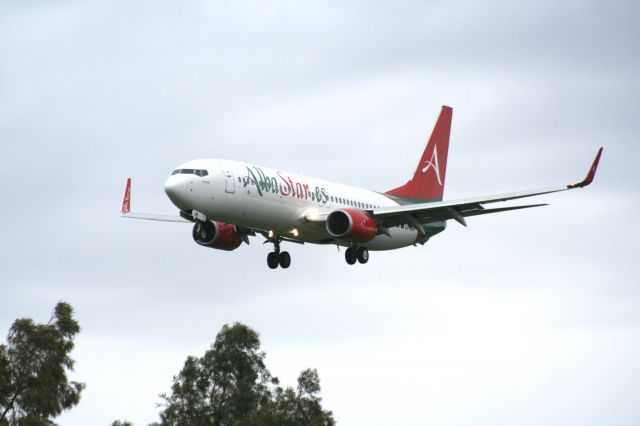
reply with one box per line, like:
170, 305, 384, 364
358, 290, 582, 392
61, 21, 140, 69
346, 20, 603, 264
460, 203, 548, 218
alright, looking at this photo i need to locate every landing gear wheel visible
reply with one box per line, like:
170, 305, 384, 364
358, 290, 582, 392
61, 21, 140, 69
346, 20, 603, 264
267, 252, 279, 269
279, 251, 291, 269
357, 247, 369, 264
345, 247, 357, 265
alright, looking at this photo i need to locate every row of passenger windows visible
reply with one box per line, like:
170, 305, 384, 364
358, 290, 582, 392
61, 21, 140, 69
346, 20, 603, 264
173, 168, 377, 209
171, 169, 209, 177
330, 195, 379, 209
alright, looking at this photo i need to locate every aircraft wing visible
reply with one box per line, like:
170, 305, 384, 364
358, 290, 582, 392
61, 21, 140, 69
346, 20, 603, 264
122, 212, 190, 222
119, 179, 258, 246
120, 178, 191, 223
371, 147, 603, 229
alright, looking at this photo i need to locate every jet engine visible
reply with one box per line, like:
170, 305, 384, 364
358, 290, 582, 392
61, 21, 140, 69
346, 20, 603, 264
192, 221, 243, 251
326, 209, 378, 242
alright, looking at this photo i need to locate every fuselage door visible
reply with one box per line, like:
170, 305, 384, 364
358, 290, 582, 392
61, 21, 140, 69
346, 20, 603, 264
224, 168, 235, 194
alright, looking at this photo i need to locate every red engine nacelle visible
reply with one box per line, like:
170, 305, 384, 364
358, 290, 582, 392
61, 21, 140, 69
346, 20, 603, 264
326, 209, 378, 242
192, 221, 243, 251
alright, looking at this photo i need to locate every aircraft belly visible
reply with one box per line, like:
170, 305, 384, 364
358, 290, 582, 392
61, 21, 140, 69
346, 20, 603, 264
210, 193, 308, 235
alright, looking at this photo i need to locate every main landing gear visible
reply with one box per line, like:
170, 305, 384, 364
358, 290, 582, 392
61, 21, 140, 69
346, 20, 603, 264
266, 239, 291, 269
345, 247, 369, 265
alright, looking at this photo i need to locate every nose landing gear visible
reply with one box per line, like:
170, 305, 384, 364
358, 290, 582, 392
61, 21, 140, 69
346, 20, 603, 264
345, 247, 369, 265
266, 238, 291, 269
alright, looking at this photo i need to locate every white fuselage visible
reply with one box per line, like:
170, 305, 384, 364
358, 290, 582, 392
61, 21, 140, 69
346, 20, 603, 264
164, 159, 423, 250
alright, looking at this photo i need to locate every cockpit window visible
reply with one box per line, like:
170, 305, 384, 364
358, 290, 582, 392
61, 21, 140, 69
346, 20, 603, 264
173, 169, 208, 176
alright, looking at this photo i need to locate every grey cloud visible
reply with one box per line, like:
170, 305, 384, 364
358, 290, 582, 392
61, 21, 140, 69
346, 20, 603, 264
1, 0, 639, 425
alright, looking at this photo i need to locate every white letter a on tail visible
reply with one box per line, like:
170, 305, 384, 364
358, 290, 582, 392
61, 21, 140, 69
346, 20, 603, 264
421, 145, 443, 186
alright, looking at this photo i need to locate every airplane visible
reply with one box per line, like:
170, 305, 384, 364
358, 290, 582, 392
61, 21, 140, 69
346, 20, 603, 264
121, 105, 602, 269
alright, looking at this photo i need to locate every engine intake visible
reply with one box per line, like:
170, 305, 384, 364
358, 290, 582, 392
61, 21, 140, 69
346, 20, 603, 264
193, 221, 243, 251
326, 209, 378, 242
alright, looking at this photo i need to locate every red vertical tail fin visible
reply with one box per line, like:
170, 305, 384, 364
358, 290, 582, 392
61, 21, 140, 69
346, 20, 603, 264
385, 105, 452, 203
121, 178, 132, 213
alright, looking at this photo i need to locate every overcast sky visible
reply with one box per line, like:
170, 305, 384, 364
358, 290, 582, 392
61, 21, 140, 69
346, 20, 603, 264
1, 0, 639, 425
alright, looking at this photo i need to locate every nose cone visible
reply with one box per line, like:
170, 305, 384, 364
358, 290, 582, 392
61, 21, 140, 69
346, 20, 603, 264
164, 175, 190, 209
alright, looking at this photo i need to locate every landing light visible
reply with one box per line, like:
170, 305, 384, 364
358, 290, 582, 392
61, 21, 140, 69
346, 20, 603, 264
268, 230, 275, 239
291, 228, 299, 237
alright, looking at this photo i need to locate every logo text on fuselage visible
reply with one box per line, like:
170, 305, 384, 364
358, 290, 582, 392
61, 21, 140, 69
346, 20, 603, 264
243, 166, 330, 204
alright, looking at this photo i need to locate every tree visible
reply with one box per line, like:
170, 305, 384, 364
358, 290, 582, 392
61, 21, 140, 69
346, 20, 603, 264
242, 368, 335, 426
0, 302, 84, 425
157, 322, 334, 426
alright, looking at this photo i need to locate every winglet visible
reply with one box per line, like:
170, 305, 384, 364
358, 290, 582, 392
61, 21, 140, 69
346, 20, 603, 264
568, 147, 603, 189
121, 178, 132, 213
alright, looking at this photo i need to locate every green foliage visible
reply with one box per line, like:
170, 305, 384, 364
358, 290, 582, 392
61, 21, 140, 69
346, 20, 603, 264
157, 322, 334, 426
0, 302, 84, 425
110, 421, 134, 426
241, 368, 335, 426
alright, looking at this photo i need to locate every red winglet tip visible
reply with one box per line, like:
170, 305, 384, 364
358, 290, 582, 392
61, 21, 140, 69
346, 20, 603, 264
121, 178, 131, 213
569, 148, 603, 188
583, 147, 603, 186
